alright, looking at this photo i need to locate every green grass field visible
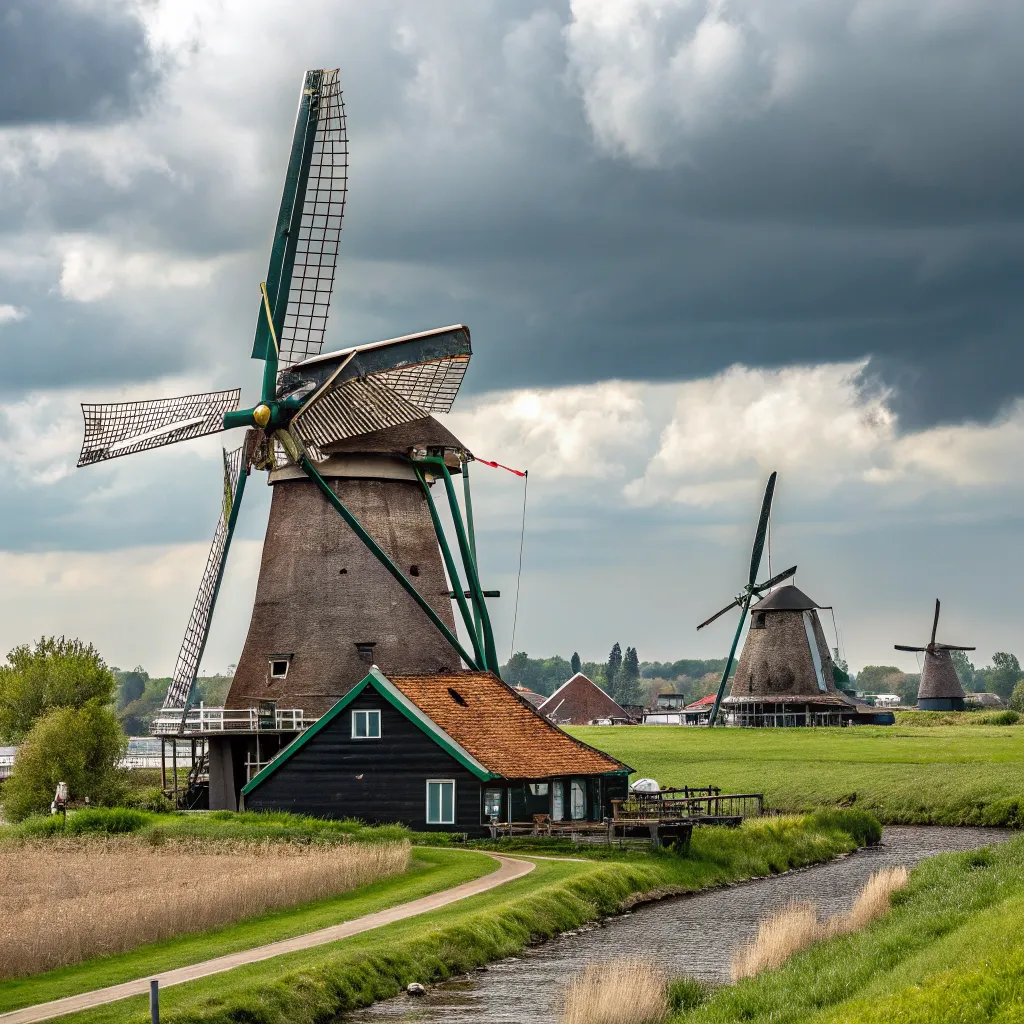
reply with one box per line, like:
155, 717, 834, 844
570, 724, 1024, 826
672, 832, 1024, 1023
19, 812, 873, 1024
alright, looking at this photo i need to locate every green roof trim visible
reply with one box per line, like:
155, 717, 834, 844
241, 668, 497, 797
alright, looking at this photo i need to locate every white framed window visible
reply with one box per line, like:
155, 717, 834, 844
483, 787, 502, 818
351, 709, 381, 739
552, 780, 565, 821
427, 779, 456, 824
269, 658, 290, 679
570, 779, 586, 820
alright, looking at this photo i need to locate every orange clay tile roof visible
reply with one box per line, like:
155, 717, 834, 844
388, 672, 631, 778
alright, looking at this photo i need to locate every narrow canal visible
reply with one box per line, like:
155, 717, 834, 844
346, 826, 1011, 1024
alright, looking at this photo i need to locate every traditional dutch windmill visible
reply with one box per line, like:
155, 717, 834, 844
894, 600, 973, 711
77, 70, 499, 804
696, 473, 857, 727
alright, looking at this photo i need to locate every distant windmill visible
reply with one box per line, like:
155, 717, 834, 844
77, 70, 499, 806
696, 472, 797, 726
895, 600, 974, 711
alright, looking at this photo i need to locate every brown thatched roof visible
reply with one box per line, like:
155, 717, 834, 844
537, 673, 634, 725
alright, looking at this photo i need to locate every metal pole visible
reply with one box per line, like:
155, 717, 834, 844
150, 980, 159, 1024
171, 740, 178, 802
298, 455, 480, 670
160, 739, 166, 794
462, 459, 481, 644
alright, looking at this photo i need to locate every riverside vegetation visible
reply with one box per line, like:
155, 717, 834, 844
571, 723, 1024, 826
0, 808, 877, 1024
664, 831, 1024, 1023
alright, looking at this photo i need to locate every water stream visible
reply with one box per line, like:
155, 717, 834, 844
346, 826, 1012, 1024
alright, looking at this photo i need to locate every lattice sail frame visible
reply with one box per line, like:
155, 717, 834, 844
278, 70, 348, 369
162, 446, 244, 714
374, 355, 470, 413
78, 390, 240, 467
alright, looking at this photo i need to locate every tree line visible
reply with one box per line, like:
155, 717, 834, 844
501, 650, 734, 707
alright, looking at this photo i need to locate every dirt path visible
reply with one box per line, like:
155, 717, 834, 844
1, 853, 535, 1024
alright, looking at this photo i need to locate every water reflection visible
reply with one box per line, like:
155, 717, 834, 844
345, 826, 1011, 1024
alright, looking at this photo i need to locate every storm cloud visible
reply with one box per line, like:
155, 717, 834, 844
1, 0, 1024, 670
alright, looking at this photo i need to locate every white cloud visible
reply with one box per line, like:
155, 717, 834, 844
445, 360, 1024, 519
56, 235, 232, 303
0, 304, 26, 324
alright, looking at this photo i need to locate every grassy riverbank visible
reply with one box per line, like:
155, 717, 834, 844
16, 811, 874, 1024
672, 831, 1024, 1023
571, 724, 1024, 826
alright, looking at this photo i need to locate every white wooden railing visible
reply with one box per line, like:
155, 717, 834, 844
151, 704, 312, 735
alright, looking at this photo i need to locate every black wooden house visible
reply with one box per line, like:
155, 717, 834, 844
241, 669, 632, 834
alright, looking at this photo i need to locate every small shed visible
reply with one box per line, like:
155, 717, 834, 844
538, 673, 636, 725
241, 669, 632, 835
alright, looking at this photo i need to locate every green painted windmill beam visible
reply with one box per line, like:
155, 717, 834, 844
415, 464, 485, 669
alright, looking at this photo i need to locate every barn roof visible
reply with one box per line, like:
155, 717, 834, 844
242, 669, 629, 794
537, 673, 634, 725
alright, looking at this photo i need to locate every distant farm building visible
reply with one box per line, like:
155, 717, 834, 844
644, 693, 716, 726
512, 684, 547, 708
537, 673, 637, 725
241, 669, 632, 835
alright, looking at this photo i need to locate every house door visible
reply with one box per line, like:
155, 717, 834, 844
552, 780, 564, 820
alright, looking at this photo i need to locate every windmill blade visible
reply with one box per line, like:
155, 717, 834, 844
254, 69, 348, 370
747, 471, 778, 586
162, 446, 248, 717
894, 645, 927, 652
78, 390, 241, 467
279, 325, 472, 409
697, 597, 742, 631
930, 598, 941, 646
935, 644, 976, 652
291, 375, 428, 458
754, 565, 798, 594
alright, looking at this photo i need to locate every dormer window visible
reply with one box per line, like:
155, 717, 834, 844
355, 642, 376, 665
269, 656, 292, 679
752, 613, 767, 630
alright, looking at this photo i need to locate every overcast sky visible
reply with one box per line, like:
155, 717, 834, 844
2, 0, 1023, 678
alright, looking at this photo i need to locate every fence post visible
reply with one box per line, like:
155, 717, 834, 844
150, 979, 159, 1024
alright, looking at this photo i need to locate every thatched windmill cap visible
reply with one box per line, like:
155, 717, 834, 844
752, 584, 820, 613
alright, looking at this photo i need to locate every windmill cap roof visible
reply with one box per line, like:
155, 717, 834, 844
752, 584, 821, 613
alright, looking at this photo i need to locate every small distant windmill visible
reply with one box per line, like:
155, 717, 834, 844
895, 600, 974, 711
696, 472, 797, 727
77, 69, 499, 762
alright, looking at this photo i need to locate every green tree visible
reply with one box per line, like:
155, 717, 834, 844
0, 637, 116, 743
1, 703, 127, 821
618, 646, 641, 705
570, 652, 582, 675
1009, 681, 1024, 713
606, 642, 622, 698
989, 652, 1023, 701
855, 665, 904, 693
894, 674, 921, 707
950, 649, 975, 689
115, 666, 148, 710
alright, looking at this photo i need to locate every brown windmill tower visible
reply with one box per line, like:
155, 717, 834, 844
895, 600, 972, 711
725, 584, 858, 726
75, 70, 501, 808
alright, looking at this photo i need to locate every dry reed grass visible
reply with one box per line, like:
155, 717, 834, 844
560, 959, 669, 1024
731, 866, 910, 980
0, 836, 410, 978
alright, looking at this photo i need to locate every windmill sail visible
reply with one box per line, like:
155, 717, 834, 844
78, 390, 241, 466
255, 69, 348, 371
162, 447, 247, 720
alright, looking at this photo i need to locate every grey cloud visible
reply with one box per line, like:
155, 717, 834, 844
0, 0, 160, 125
